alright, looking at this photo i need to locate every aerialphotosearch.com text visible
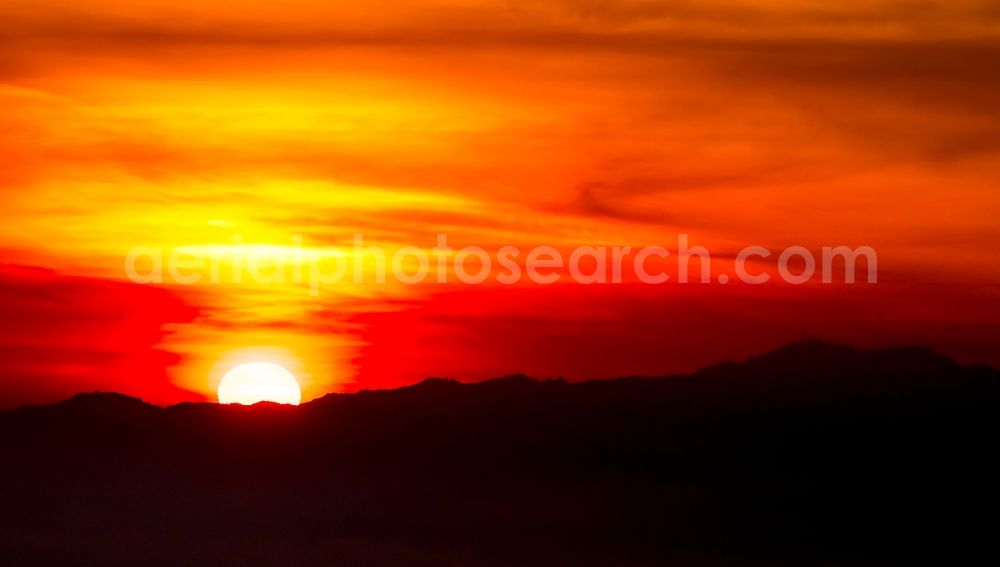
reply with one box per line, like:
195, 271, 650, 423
124, 234, 878, 295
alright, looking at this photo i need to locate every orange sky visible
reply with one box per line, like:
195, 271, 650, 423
1, 1, 998, 406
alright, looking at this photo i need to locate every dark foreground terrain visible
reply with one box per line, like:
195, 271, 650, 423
1, 341, 997, 566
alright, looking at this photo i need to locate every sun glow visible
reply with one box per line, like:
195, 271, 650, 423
217, 362, 302, 405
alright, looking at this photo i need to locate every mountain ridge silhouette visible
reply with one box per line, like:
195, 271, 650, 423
1, 340, 997, 566
3, 340, 985, 415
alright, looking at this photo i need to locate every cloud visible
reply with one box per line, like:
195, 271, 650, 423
0, 0, 997, 405
345, 279, 1000, 389
0, 264, 200, 407
3, 1, 998, 46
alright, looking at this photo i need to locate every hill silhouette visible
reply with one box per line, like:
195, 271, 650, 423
1, 341, 997, 566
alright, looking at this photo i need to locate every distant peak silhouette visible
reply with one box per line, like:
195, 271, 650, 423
61, 391, 149, 407
0, 341, 983, 415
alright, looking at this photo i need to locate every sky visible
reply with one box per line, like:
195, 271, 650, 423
1, 1, 998, 406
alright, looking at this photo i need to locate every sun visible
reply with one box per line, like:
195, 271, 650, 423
217, 362, 302, 405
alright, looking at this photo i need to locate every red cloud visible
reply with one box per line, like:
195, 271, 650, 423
0, 264, 200, 407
